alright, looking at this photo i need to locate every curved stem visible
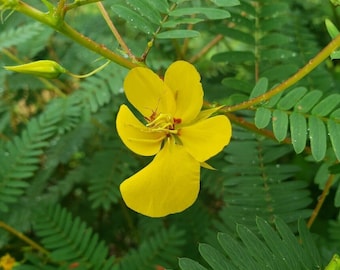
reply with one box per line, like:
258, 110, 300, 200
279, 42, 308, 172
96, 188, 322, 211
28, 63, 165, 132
0, 221, 49, 255
97, 2, 135, 61
189, 34, 223, 63
223, 33, 340, 112
307, 174, 335, 229
14, 1, 139, 70
140, 2, 177, 61
65, 0, 102, 12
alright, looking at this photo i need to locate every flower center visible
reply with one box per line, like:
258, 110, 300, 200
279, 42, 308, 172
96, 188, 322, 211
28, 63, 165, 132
146, 113, 181, 134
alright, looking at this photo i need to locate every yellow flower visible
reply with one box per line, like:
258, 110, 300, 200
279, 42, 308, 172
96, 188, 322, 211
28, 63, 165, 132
0, 253, 16, 270
116, 60, 232, 217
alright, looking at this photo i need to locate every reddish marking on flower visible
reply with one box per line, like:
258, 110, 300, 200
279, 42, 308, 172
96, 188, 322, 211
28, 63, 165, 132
174, 118, 182, 124
145, 110, 157, 122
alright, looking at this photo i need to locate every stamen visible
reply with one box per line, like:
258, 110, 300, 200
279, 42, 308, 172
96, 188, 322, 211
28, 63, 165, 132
146, 113, 173, 128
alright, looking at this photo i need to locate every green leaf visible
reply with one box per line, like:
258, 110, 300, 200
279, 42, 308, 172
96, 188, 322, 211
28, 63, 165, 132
162, 18, 204, 28
294, 90, 323, 113
34, 205, 115, 269
298, 219, 322, 268
325, 18, 340, 39
260, 3, 289, 18
218, 232, 260, 269
111, 5, 155, 34
179, 258, 208, 270
328, 120, 340, 160
210, 0, 240, 7
331, 108, 340, 119
272, 109, 288, 142
255, 107, 271, 129
249, 77, 268, 99
331, 50, 340, 60
309, 116, 327, 161
290, 112, 307, 154
157, 30, 200, 39
266, 91, 283, 108
170, 7, 231, 20
211, 51, 255, 63
325, 254, 340, 270
277, 87, 308, 111
335, 188, 340, 208
127, 0, 162, 24
219, 28, 254, 45
260, 33, 291, 46
147, 0, 169, 13
311, 93, 340, 116
199, 243, 230, 270
261, 48, 297, 61
0, 22, 44, 51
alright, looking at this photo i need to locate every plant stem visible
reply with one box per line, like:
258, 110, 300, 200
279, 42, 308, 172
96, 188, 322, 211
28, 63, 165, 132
223, 33, 340, 112
140, 2, 177, 61
189, 34, 223, 63
307, 174, 335, 229
65, 0, 102, 12
97, 2, 135, 60
224, 112, 312, 153
0, 221, 49, 255
14, 1, 139, 69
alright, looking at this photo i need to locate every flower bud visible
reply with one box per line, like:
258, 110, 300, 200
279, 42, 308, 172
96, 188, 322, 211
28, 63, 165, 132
4, 60, 67, 79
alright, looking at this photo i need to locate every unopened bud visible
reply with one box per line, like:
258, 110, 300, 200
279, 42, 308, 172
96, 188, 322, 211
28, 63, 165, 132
4, 60, 67, 79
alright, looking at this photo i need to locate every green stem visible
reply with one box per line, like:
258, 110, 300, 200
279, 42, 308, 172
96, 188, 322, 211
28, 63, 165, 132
223, 33, 340, 112
307, 174, 335, 229
140, 2, 177, 61
65, 0, 102, 12
97, 2, 135, 60
0, 221, 49, 255
14, 1, 139, 70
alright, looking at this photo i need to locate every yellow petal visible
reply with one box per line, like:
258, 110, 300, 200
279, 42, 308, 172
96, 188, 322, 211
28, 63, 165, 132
180, 115, 232, 162
164, 61, 203, 123
116, 104, 164, 156
124, 67, 175, 119
120, 140, 200, 217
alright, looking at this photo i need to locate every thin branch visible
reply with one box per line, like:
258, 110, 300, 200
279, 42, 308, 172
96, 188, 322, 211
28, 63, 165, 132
65, 0, 102, 12
189, 34, 223, 63
0, 221, 49, 255
223, 33, 340, 112
225, 112, 292, 145
97, 2, 135, 61
140, 2, 177, 62
307, 174, 336, 229
14, 1, 139, 69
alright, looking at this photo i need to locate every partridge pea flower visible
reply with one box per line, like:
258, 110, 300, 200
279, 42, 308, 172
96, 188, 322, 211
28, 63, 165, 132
116, 61, 232, 217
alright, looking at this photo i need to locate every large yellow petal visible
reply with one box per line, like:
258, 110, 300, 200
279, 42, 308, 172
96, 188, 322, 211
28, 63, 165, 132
116, 104, 164, 156
164, 61, 203, 123
179, 115, 232, 162
124, 67, 176, 119
120, 140, 200, 217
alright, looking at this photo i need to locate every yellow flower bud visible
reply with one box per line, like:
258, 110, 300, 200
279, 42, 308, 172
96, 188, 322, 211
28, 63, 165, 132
4, 60, 67, 79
